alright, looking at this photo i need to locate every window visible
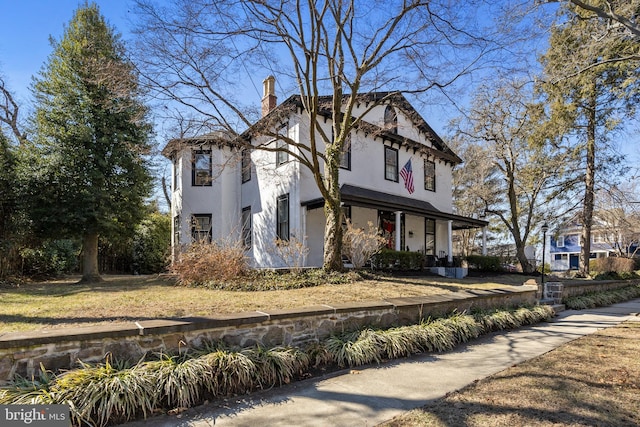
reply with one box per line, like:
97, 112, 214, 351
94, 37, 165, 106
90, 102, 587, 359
242, 206, 252, 249
339, 134, 351, 170
276, 194, 290, 240
556, 235, 565, 247
341, 205, 352, 228
384, 146, 398, 181
241, 149, 251, 183
276, 124, 289, 166
424, 160, 436, 192
191, 214, 212, 243
425, 218, 435, 255
192, 150, 212, 186
173, 215, 181, 246
384, 105, 398, 134
173, 156, 180, 191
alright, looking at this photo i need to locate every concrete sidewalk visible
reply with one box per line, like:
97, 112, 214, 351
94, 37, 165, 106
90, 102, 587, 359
126, 299, 640, 427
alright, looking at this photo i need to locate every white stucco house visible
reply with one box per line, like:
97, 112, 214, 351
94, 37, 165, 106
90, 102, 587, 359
163, 77, 488, 268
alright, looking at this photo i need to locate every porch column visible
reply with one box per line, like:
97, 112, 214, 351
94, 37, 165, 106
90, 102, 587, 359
447, 220, 453, 263
482, 226, 488, 256
395, 211, 402, 251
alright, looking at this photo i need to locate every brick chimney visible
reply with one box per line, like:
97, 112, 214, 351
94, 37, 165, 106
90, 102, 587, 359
261, 75, 277, 117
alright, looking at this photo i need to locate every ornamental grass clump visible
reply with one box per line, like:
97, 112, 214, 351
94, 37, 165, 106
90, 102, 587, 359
246, 346, 310, 388
53, 360, 157, 427
142, 354, 212, 410
325, 329, 382, 367
565, 284, 640, 310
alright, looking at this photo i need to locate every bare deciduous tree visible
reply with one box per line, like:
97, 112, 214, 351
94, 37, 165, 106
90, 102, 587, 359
453, 78, 578, 272
132, 0, 499, 270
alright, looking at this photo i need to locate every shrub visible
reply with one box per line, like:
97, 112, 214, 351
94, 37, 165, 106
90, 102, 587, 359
372, 248, 424, 270
590, 257, 635, 275
465, 255, 503, 272
171, 239, 249, 286
133, 212, 171, 274
270, 235, 309, 273
20, 239, 80, 277
342, 220, 386, 268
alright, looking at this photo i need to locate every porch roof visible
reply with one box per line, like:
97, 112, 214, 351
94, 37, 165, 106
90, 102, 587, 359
301, 184, 488, 230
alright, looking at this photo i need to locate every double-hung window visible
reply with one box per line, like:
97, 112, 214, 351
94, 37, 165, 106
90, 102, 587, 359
339, 134, 351, 170
191, 214, 212, 243
384, 146, 398, 182
192, 150, 212, 186
276, 194, 290, 241
241, 149, 251, 183
276, 124, 289, 166
241, 206, 252, 249
424, 160, 436, 191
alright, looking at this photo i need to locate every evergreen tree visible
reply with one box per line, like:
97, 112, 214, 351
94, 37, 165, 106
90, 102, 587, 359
0, 131, 18, 277
540, 0, 640, 276
26, 2, 153, 282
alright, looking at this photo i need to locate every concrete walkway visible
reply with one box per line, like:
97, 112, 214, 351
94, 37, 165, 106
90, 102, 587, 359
126, 299, 640, 427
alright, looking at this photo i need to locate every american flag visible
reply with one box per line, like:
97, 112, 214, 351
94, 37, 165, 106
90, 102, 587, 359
400, 159, 414, 194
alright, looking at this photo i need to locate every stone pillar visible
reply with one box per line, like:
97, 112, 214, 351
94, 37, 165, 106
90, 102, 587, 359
544, 281, 564, 305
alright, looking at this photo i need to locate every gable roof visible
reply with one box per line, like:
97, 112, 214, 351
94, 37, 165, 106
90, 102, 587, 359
240, 91, 462, 165
162, 91, 462, 165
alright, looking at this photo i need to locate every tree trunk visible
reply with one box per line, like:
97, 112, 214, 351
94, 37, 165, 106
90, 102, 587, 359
323, 200, 344, 272
79, 232, 103, 283
516, 245, 535, 273
580, 88, 596, 277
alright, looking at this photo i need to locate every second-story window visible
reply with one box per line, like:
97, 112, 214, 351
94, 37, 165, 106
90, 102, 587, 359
276, 124, 289, 166
424, 160, 436, 191
192, 150, 212, 186
172, 156, 180, 191
339, 134, 351, 170
384, 146, 398, 182
241, 148, 251, 183
557, 236, 565, 247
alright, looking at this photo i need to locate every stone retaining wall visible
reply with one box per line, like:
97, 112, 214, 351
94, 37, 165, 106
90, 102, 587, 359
0, 286, 537, 384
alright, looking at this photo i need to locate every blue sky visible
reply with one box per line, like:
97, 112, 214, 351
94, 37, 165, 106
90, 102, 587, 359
0, 0, 136, 103
1, 0, 637, 167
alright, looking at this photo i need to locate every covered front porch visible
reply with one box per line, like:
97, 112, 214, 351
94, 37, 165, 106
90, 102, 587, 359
301, 184, 488, 270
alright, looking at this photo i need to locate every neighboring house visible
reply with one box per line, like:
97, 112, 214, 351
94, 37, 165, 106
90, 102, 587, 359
548, 219, 616, 271
162, 76, 488, 268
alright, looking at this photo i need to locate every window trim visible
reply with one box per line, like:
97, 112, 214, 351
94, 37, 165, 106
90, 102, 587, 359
557, 235, 565, 247
425, 218, 435, 255
276, 194, 290, 241
384, 105, 398, 134
241, 206, 252, 249
191, 213, 212, 243
424, 159, 436, 192
384, 146, 399, 182
192, 150, 212, 186
276, 124, 289, 166
241, 148, 251, 183
339, 133, 351, 170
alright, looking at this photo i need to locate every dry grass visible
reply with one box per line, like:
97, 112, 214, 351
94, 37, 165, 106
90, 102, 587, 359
381, 320, 640, 427
0, 273, 534, 334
